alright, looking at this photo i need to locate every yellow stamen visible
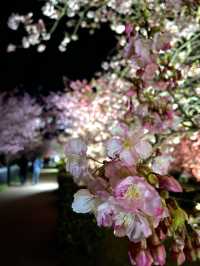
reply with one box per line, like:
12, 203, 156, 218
125, 185, 141, 199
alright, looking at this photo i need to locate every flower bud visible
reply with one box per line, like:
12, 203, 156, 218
125, 23, 133, 39
135, 249, 153, 266
151, 244, 166, 266
171, 251, 186, 265
159, 175, 183, 192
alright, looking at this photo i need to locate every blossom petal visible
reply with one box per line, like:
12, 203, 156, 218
111, 123, 129, 136
126, 214, 152, 243
66, 157, 88, 183
72, 189, 95, 213
135, 140, 152, 159
97, 202, 115, 227
120, 149, 137, 166
106, 138, 122, 158
105, 160, 136, 188
152, 155, 173, 175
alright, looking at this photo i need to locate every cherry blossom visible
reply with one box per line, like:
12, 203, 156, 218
116, 176, 166, 219
171, 132, 200, 181
64, 138, 89, 184
72, 189, 96, 213
106, 123, 152, 166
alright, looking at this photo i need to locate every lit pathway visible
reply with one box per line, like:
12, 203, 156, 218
0, 171, 62, 266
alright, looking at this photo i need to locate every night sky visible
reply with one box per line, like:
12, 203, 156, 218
0, 1, 117, 94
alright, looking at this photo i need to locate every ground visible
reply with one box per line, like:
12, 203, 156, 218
0, 171, 62, 266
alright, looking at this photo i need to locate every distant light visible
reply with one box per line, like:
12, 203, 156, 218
195, 203, 200, 211
54, 155, 60, 163
7, 44, 16, 52
37, 44, 46, 52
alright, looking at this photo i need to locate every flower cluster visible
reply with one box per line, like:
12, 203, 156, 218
44, 76, 130, 159
171, 131, 200, 181
65, 123, 200, 266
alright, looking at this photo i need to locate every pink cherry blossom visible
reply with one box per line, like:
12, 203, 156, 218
152, 155, 173, 175
142, 63, 158, 82
65, 156, 88, 184
106, 123, 152, 166
126, 213, 153, 243
96, 202, 115, 227
171, 133, 200, 181
113, 211, 152, 243
134, 38, 153, 67
65, 138, 89, 184
114, 176, 166, 226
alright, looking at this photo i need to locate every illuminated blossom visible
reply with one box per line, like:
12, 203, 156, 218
45, 76, 129, 159
72, 189, 96, 213
65, 138, 89, 184
152, 155, 173, 175
171, 132, 200, 181
106, 123, 152, 166
96, 201, 115, 227
114, 176, 166, 225
114, 212, 152, 243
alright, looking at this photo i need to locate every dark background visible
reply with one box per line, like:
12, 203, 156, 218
0, 1, 117, 94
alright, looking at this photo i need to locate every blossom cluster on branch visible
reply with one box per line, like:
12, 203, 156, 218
6, 0, 200, 52
65, 126, 200, 266
58, 2, 200, 266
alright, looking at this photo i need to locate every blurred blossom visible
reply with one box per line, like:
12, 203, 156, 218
7, 44, 16, 53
